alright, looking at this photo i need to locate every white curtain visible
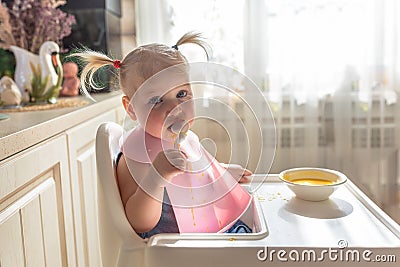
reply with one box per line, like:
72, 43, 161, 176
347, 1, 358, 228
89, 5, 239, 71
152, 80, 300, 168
135, 0, 400, 211
256, 0, 400, 207
135, 0, 173, 45
243, 0, 268, 88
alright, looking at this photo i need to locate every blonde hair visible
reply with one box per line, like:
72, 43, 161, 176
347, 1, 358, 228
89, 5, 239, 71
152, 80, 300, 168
73, 32, 211, 99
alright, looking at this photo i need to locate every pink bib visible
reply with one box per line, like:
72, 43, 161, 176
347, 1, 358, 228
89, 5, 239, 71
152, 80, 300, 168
121, 127, 252, 233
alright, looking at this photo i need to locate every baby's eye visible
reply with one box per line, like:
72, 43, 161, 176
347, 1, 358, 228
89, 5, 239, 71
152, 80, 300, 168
176, 90, 188, 98
148, 96, 162, 105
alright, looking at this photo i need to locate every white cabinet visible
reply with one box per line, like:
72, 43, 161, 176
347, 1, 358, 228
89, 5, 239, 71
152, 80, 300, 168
66, 109, 117, 267
0, 135, 76, 267
0, 93, 123, 267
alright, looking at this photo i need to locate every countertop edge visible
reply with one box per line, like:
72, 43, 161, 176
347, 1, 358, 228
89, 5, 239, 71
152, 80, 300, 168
0, 92, 123, 161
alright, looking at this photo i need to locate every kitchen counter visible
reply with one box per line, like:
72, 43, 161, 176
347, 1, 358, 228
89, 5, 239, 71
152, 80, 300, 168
0, 90, 124, 266
0, 91, 123, 161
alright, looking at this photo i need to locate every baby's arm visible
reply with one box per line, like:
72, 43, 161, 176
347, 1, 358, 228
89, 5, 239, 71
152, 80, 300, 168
116, 149, 186, 233
220, 163, 253, 183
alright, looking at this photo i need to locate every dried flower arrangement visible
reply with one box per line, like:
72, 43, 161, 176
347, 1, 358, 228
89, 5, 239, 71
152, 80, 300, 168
0, 0, 75, 54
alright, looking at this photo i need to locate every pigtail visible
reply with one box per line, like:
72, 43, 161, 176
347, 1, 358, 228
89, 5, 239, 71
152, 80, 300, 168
174, 31, 212, 60
70, 49, 115, 100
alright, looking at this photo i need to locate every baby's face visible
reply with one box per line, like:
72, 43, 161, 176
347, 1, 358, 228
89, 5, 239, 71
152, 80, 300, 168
132, 83, 194, 140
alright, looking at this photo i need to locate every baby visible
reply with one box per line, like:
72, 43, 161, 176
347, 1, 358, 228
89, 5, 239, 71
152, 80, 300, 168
75, 32, 253, 238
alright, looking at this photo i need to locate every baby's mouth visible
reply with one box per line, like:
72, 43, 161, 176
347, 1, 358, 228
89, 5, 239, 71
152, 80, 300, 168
168, 120, 189, 135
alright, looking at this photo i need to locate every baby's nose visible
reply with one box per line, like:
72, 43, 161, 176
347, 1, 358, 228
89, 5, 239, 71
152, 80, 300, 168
165, 99, 183, 115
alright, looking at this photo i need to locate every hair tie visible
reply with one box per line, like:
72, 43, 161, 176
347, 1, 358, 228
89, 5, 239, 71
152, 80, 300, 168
113, 59, 121, 69
172, 44, 179, 50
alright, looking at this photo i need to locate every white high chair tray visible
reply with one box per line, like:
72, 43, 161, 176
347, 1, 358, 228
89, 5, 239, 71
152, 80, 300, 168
148, 174, 400, 248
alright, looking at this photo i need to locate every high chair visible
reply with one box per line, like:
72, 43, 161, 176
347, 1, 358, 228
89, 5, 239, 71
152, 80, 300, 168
96, 122, 145, 267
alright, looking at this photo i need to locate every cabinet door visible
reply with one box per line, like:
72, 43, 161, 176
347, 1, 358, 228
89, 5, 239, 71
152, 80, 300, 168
0, 135, 75, 267
66, 109, 116, 267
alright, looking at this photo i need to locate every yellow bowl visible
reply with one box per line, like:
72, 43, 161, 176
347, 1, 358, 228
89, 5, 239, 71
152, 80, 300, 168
278, 168, 348, 201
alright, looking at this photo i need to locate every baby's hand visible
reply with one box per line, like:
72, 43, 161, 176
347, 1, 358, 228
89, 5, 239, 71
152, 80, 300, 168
220, 163, 253, 183
153, 149, 187, 181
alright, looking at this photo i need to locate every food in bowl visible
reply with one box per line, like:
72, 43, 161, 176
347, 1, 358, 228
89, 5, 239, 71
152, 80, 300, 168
290, 178, 335, 186
278, 168, 348, 201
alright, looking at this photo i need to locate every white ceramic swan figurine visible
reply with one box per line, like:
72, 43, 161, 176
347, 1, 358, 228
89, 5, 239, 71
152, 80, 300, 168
10, 41, 62, 94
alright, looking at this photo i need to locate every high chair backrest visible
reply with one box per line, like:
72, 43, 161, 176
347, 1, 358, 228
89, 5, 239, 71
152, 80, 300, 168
96, 122, 145, 267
